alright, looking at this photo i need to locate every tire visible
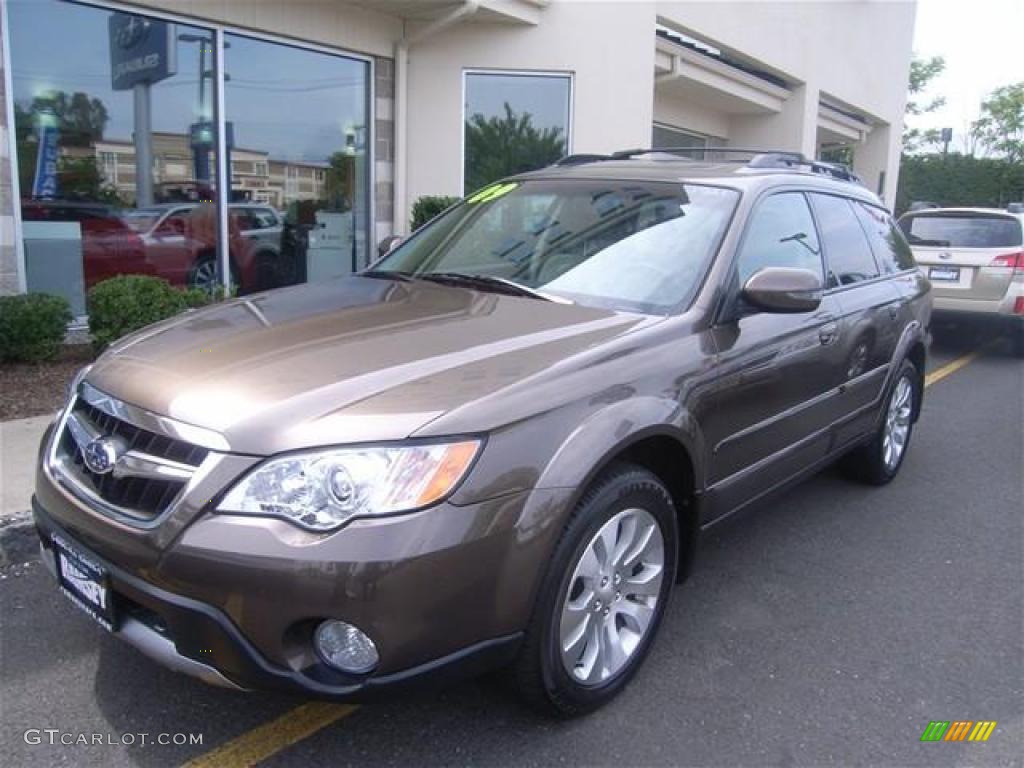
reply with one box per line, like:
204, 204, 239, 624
188, 255, 238, 296
1011, 319, 1024, 358
511, 463, 678, 717
840, 358, 920, 485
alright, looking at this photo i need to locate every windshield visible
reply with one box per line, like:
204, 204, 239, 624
122, 209, 169, 233
373, 179, 739, 314
900, 213, 1023, 248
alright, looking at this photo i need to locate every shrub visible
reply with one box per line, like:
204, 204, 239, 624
0, 293, 72, 363
88, 275, 207, 351
411, 195, 460, 231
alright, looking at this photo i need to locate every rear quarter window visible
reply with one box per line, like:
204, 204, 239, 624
808, 193, 879, 287
900, 214, 1023, 248
853, 202, 916, 273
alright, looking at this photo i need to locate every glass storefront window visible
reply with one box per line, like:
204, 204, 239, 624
7, 0, 372, 312
9, 0, 222, 311
224, 33, 370, 289
651, 123, 708, 155
463, 71, 571, 195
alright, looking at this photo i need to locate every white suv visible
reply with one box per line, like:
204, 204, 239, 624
898, 205, 1024, 355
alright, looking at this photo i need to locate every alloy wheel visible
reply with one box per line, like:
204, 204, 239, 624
558, 507, 665, 686
882, 374, 913, 470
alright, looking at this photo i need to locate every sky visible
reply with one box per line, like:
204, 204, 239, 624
906, 0, 1024, 150
7, 0, 368, 164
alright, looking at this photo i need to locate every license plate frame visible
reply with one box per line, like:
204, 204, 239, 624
929, 266, 961, 282
53, 534, 117, 631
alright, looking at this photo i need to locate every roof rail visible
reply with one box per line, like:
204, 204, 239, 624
555, 153, 614, 166
746, 152, 863, 184
553, 146, 863, 185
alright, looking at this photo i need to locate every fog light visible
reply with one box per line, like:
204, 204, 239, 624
314, 620, 379, 674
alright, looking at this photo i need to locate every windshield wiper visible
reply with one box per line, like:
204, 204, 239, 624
421, 272, 572, 303
360, 269, 414, 282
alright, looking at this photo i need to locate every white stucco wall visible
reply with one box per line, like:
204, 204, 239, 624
656, 0, 916, 201
403, 1, 657, 210
125, 0, 403, 58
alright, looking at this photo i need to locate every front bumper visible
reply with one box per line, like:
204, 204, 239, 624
34, 500, 525, 698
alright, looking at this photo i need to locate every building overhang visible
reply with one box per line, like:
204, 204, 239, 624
654, 37, 790, 115
817, 101, 873, 145
342, 0, 547, 25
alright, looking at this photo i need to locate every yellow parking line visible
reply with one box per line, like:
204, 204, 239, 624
181, 702, 358, 768
924, 350, 981, 388
178, 346, 982, 768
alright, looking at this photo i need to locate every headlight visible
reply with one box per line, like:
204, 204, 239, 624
216, 439, 481, 531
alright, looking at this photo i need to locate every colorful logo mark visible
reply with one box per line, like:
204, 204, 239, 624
920, 721, 997, 742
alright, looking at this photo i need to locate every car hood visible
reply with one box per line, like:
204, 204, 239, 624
86, 276, 653, 454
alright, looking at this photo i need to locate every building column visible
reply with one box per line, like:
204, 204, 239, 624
853, 123, 897, 208
0, 1, 21, 295
727, 84, 819, 158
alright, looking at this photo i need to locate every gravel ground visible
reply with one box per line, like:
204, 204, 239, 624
0, 345, 94, 421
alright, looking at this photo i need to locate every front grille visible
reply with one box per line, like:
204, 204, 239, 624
56, 398, 208, 522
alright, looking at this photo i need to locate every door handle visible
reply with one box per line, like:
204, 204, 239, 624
819, 321, 840, 346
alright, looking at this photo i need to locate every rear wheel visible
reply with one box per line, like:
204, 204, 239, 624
840, 358, 919, 485
1011, 318, 1024, 358
511, 464, 678, 717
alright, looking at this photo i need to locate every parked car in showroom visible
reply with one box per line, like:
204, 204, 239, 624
898, 204, 1024, 355
33, 149, 930, 717
20, 200, 148, 290
122, 202, 288, 293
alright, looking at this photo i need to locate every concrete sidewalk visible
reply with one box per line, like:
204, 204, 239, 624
0, 414, 50, 521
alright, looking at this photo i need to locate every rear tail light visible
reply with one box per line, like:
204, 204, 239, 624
989, 251, 1024, 271
1014, 297, 1024, 315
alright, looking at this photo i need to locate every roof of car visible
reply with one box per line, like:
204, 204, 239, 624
514, 154, 884, 206
900, 206, 1024, 219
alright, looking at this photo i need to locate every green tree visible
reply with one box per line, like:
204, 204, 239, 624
895, 153, 1024, 215
903, 56, 946, 153
464, 103, 565, 192
17, 91, 109, 147
971, 82, 1024, 163
324, 151, 355, 211
14, 90, 117, 201
57, 155, 124, 204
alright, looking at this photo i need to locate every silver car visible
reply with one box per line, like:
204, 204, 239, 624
899, 205, 1024, 355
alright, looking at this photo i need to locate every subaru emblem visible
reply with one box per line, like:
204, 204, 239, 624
82, 437, 121, 475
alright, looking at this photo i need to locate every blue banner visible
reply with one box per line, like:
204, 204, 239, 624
31, 118, 60, 199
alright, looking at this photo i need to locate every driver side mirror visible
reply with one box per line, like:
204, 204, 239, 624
741, 267, 823, 313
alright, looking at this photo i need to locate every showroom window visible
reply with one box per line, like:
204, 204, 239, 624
6, 0, 371, 313
651, 123, 708, 153
463, 71, 572, 194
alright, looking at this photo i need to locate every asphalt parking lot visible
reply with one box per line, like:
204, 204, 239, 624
1, 322, 1021, 768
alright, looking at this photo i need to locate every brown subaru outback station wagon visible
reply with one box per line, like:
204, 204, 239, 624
33, 149, 931, 716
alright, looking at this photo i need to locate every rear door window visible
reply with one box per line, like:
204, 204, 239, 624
808, 193, 879, 287
736, 192, 823, 286
900, 214, 1023, 248
853, 202, 916, 273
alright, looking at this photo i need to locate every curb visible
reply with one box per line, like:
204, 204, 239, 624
0, 516, 39, 568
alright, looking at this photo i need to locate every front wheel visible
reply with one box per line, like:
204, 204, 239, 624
840, 359, 920, 485
511, 464, 678, 717
188, 255, 239, 296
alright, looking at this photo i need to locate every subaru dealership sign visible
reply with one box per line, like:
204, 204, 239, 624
108, 13, 176, 90
31, 116, 60, 199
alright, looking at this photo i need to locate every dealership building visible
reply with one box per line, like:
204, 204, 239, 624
0, 0, 916, 311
